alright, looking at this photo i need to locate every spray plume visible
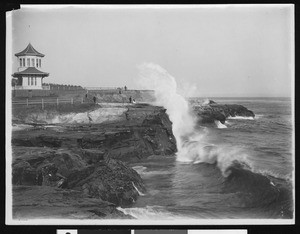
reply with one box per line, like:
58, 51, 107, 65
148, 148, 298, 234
138, 63, 200, 161
138, 63, 249, 174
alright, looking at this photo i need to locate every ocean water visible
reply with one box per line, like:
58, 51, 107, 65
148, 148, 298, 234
120, 97, 294, 220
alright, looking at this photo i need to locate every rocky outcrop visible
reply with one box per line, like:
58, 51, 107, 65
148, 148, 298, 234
68, 159, 145, 206
13, 186, 132, 219
12, 147, 145, 206
12, 104, 177, 162
11, 103, 176, 219
194, 101, 255, 124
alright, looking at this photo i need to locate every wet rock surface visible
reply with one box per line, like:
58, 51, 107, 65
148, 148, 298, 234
194, 100, 255, 124
11, 103, 176, 219
13, 186, 132, 219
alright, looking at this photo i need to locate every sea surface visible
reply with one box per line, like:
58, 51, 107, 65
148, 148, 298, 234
119, 97, 294, 220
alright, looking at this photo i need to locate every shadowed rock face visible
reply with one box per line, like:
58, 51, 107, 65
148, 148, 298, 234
13, 186, 133, 219
11, 104, 177, 219
12, 147, 145, 206
12, 105, 177, 162
194, 101, 255, 124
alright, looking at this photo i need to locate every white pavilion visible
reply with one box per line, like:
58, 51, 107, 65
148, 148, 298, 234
12, 43, 49, 90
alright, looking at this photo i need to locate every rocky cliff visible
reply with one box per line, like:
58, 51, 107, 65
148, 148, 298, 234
11, 100, 255, 219
11, 103, 177, 219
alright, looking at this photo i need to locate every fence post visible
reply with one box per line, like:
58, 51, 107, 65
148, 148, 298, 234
26, 99, 28, 107
42, 98, 44, 110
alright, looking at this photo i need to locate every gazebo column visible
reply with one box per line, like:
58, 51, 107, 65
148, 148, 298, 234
37, 76, 42, 88
23, 76, 29, 88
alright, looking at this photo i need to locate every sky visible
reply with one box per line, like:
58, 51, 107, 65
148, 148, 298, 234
8, 5, 294, 97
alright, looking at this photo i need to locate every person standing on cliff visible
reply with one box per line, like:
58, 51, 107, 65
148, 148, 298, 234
93, 96, 96, 104
124, 85, 127, 91
129, 96, 132, 103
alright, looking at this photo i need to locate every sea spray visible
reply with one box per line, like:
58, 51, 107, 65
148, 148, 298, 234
138, 63, 198, 162
137, 63, 250, 175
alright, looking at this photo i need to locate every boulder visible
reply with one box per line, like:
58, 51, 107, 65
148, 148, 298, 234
12, 147, 146, 206
68, 159, 146, 206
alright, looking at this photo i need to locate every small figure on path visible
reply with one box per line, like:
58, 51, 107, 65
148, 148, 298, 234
125, 107, 129, 120
87, 112, 93, 127
85, 93, 88, 98
124, 85, 127, 91
129, 96, 132, 103
93, 96, 96, 104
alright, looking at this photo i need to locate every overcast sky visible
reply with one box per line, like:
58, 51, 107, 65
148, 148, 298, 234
9, 5, 293, 97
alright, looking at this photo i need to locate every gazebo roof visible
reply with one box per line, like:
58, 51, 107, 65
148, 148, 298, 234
12, 67, 49, 77
15, 43, 45, 57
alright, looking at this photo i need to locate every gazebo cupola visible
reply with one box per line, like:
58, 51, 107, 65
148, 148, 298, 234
12, 43, 49, 90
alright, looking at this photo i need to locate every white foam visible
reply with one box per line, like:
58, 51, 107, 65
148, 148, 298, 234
117, 206, 195, 220
227, 116, 255, 120
132, 182, 145, 196
215, 120, 227, 129
12, 124, 34, 131
132, 166, 147, 174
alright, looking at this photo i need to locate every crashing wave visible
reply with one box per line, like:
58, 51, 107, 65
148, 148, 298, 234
215, 120, 227, 129
137, 63, 257, 178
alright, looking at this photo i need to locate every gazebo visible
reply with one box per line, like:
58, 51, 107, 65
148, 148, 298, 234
12, 43, 49, 90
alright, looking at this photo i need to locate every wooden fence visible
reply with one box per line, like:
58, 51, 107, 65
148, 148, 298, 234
12, 97, 87, 110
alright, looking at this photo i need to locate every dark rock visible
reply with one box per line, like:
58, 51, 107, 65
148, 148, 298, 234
13, 186, 133, 219
12, 135, 62, 148
76, 108, 177, 161
12, 148, 88, 186
11, 104, 176, 219
68, 159, 146, 206
194, 101, 255, 125
80, 149, 106, 164
12, 147, 146, 206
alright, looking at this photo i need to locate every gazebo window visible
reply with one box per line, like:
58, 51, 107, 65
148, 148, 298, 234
27, 58, 30, 67
36, 60, 39, 67
39, 59, 41, 67
35, 77, 37, 85
19, 58, 22, 67
32, 59, 35, 67
28, 77, 30, 86
23, 58, 25, 67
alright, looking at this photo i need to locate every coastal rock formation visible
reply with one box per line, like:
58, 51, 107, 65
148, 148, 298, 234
11, 103, 176, 219
194, 100, 255, 124
12, 104, 177, 162
13, 186, 132, 219
12, 147, 146, 206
